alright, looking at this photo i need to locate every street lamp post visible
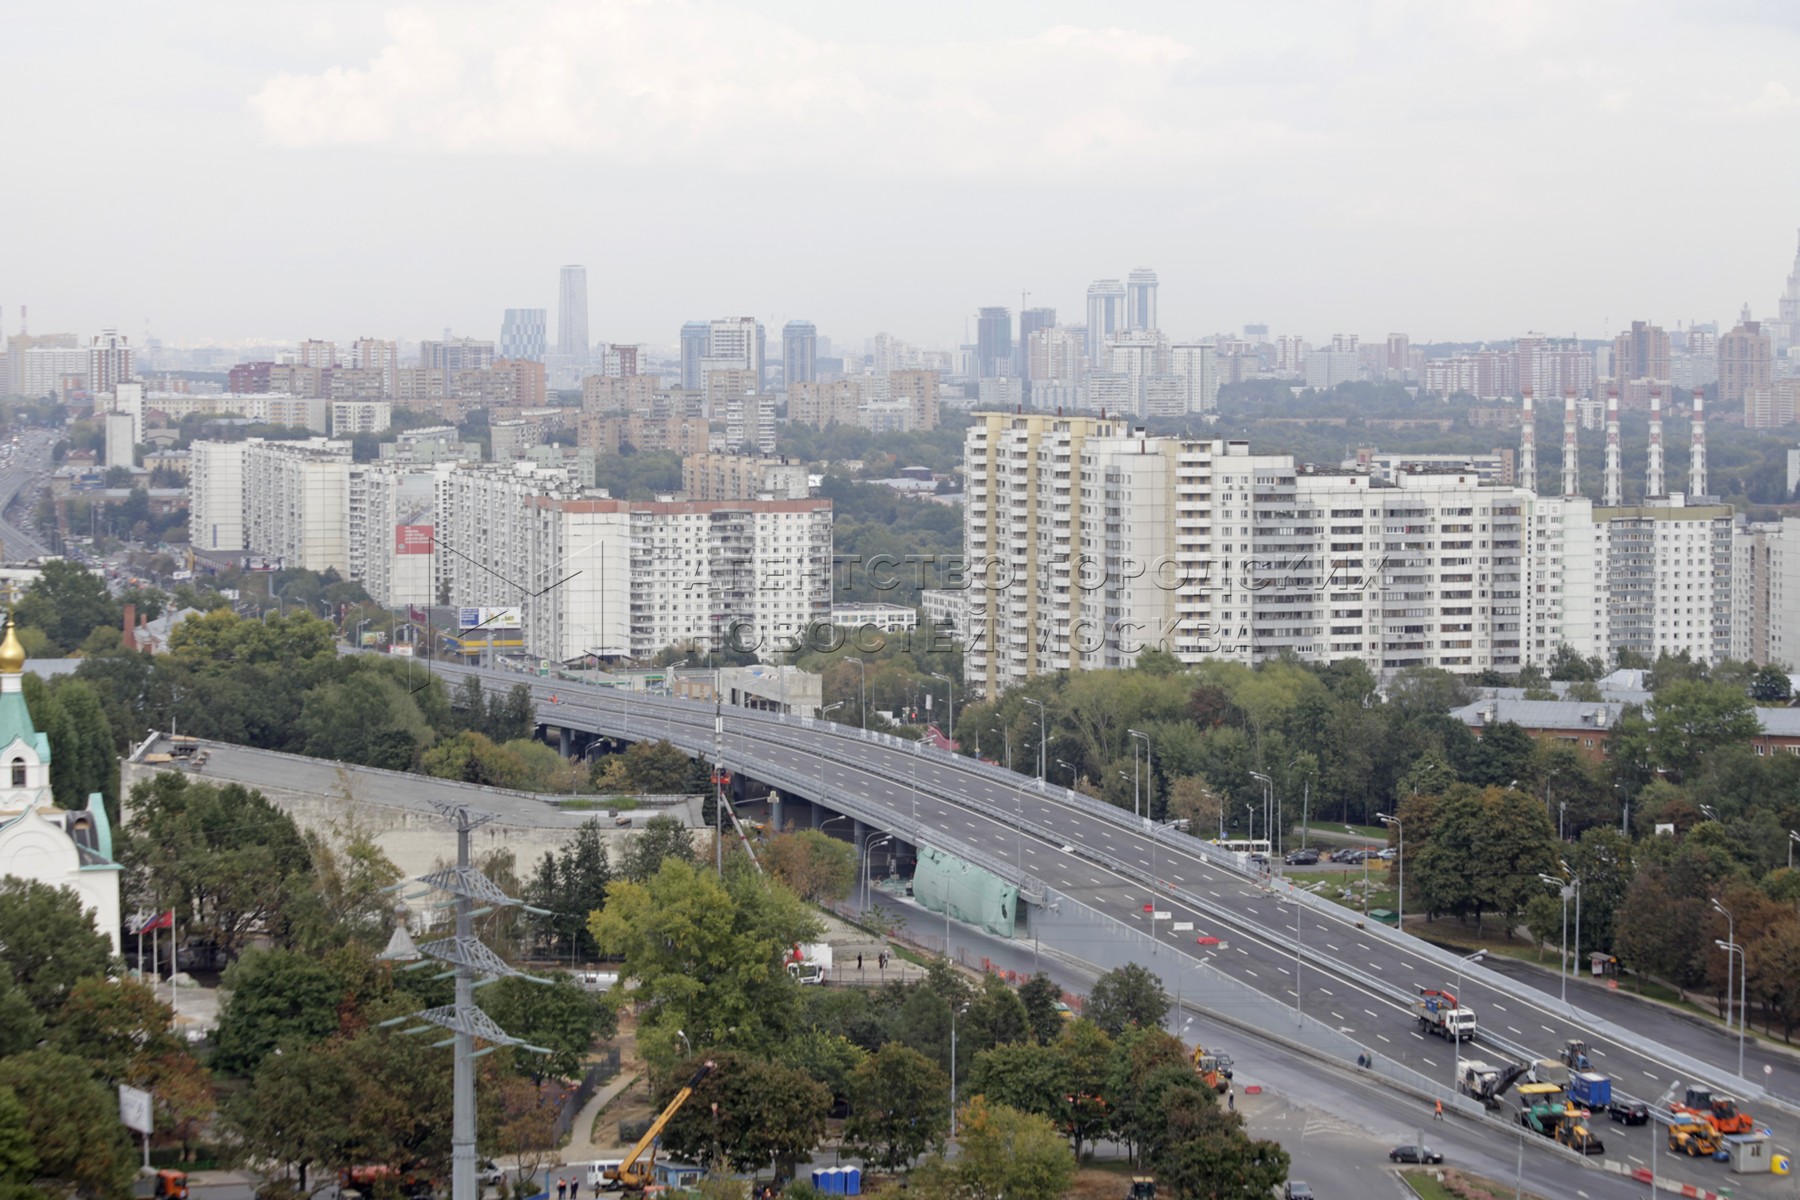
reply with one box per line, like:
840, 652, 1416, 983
988, 726, 1011, 770
845, 656, 868, 729
1023, 697, 1047, 781
1454, 949, 1487, 1086
1789, 829, 1799, 870
1128, 737, 1141, 818
1246, 804, 1256, 844
1056, 759, 1077, 788
1129, 729, 1152, 821
1379, 813, 1403, 931
1711, 898, 1735, 1035
1250, 771, 1273, 855
930, 672, 954, 745
1713, 937, 1747, 1079
864, 834, 894, 912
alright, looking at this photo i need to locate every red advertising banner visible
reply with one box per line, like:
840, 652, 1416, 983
395, 524, 434, 555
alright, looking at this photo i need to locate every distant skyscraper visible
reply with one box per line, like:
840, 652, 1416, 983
1773, 229, 1800, 354
782, 321, 817, 389
1718, 317, 1772, 410
708, 317, 763, 383
88, 328, 132, 394
558, 266, 589, 364
1126, 268, 1158, 332
1018, 307, 1056, 379
1611, 320, 1670, 382
1085, 280, 1126, 364
680, 322, 710, 390
976, 308, 1013, 380
501, 309, 548, 362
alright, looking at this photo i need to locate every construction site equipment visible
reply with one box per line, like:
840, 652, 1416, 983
1555, 1111, 1606, 1156
1515, 1083, 1568, 1138
1415, 988, 1477, 1042
1673, 1086, 1754, 1136
154, 1170, 189, 1200
785, 943, 832, 985
1559, 1040, 1592, 1071
599, 1061, 715, 1195
1458, 1060, 1529, 1110
1668, 1113, 1722, 1158
1191, 1046, 1234, 1094
1127, 1177, 1155, 1200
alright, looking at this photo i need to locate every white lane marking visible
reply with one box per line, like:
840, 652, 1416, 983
1244, 969, 1258, 978
1209, 890, 1223, 898
1422, 1057, 1437, 1067
1365, 1009, 1380, 1019
1541, 1024, 1557, 1034
1492, 1002, 1508, 1012
1591, 1048, 1605, 1058
1327, 943, 1340, 952
1332, 1012, 1345, 1022
1236, 947, 1250, 956
1644, 1072, 1658, 1081
1370, 963, 1383, 972
1508, 1026, 1522, 1035
1377, 1034, 1391, 1043
1318, 987, 1334, 996
1139, 858, 1150, 867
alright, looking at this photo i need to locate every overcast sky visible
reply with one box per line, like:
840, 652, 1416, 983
5, 1, 1800, 352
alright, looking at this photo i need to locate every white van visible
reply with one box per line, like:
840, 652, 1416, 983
584, 1161, 623, 1190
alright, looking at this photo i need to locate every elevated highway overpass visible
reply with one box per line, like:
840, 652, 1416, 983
413, 656, 1797, 1180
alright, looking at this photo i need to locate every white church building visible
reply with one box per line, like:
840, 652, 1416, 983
0, 616, 122, 950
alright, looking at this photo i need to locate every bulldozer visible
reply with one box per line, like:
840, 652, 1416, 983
1191, 1046, 1234, 1094
1668, 1112, 1722, 1158
1555, 1109, 1606, 1156
1671, 1086, 1755, 1136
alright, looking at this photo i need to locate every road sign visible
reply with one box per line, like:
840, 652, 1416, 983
119, 1084, 152, 1134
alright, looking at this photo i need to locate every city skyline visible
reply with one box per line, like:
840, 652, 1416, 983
4, 3, 1800, 346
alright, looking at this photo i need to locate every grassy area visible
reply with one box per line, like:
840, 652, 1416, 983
1397, 1173, 1456, 1200
1399, 1168, 1549, 1200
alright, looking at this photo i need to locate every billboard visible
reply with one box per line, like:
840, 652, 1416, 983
119, 1084, 152, 1135
395, 524, 434, 555
458, 607, 522, 630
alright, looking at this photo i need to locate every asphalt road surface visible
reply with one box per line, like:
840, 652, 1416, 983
0, 430, 53, 561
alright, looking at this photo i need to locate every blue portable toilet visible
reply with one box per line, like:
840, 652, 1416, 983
811, 1170, 827, 1191
843, 1166, 862, 1196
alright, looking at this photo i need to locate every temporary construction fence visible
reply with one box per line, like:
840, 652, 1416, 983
912, 845, 1019, 938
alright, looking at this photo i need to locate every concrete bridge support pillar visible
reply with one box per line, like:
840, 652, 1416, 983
558, 727, 572, 758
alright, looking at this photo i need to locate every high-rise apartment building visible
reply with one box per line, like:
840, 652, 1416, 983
1772, 230, 1800, 355
1085, 280, 1126, 365
1017, 308, 1056, 379
1107, 331, 1169, 416
348, 460, 445, 607
1385, 334, 1411, 378
889, 369, 940, 431
88, 328, 133, 395
241, 438, 354, 572
1168, 343, 1219, 414
976, 307, 1013, 379
1027, 326, 1088, 393
501, 309, 548, 362
682, 452, 809, 501
420, 338, 496, 372
1611, 320, 1671, 383
708, 317, 764, 385
189, 441, 249, 551
296, 339, 337, 369
1718, 318, 1773, 411
1126, 268, 1158, 332
680, 322, 710, 390
349, 338, 399, 395
558, 266, 589, 365
782, 321, 817, 388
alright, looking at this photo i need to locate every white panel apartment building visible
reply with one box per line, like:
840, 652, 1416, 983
428, 462, 831, 663
964, 412, 1605, 696
241, 439, 354, 572
348, 461, 453, 607
189, 440, 249, 552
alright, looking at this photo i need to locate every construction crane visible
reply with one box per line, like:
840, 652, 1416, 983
598, 1060, 715, 1195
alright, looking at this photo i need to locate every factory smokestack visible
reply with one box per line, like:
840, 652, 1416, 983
1646, 385, 1665, 497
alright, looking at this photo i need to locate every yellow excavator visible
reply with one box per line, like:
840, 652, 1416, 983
598, 1061, 715, 1196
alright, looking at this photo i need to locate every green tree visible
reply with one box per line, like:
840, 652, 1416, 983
225, 1042, 356, 1195
0, 877, 115, 1014
1055, 1019, 1114, 1161
213, 949, 348, 1076
657, 1054, 829, 1180
0, 976, 46, 1057
288, 814, 405, 953
1017, 973, 1066, 1044
1150, 1088, 1288, 1200
966, 1041, 1070, 1123
589, 859, 817, 1053
0, 1086, 39, 1189
763, 830, 856, 902
50, 976, 184, 1086
299, 673, 433, 771
619, 814, 700, 883
0, 1049, 137, 1200
844, 1043, 951, 1170
522, 820, 614, 961
479, 973, 616, 1083
773, 1029, 868, 1104
1750, 663, 1792, 704
592, 739, 695, 795
1647, 680, 1760, 781
913, 1098, 1074, 1200
15, 559, 121, 652
1102, 1026, 1192, 1165
963, 973, 1030, 1052
1085, 963, 1169, 1036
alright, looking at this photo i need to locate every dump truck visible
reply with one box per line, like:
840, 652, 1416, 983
1415, 988, 1477, 1042
1516, 1083, 1568, 1138
1668, 1112, 1722, 1158
1673, 1086, 1754, 1136
1458, 1060, 1529, 1110
1191, 1045, 1235, 1094
1568, 1072, 1611, 1112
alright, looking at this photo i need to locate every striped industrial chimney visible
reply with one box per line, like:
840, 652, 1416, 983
1518, 387, 1537, 495
1690, 388, 1708, 498
1602, 387, 1622, 506
1646, 386, 1665, 497
1561, 387, 1581, 497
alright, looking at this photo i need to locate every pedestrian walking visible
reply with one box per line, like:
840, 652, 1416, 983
857, 952, 864, 971
572, 1181, 581, 1200
1434, 1098, 1443, 1121
558, 1178, 567, 1200
1227, 1088, 1234, 1111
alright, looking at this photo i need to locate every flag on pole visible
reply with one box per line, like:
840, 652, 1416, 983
139, 909, 174, 933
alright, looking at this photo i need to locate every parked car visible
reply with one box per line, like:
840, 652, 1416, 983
1285, 849, 1321, 866
1388, 1145, 1443, 1164
1606, 1099, 1649, 1125
1283, 1183, 1315, 1199
1330, 848, 1360, 863
1376, 848, 1398, 860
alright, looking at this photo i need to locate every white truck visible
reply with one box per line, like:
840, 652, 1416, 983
1415, 988, 1477, 1042
786, 942, 833, 985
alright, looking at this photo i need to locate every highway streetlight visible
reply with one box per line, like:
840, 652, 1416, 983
665, 660, 691, 742
1246, 804, 1257, 844
1714, 937, 1747, 1080
930, 672, 955, 745
1022, 697, 1047, 781
1127, 736, 1141, 818
988, 726, 1011, 770
1711, 898, 1735, 1035
844, 656, 868, 729
1699, 803, 1719, 821
1378, 813, 1403, 931
355, 618, 371, 647
1789, 829, 1799, 870
1056, 759, 1077, 788
864, 834, 894, 912
1539, 873, 1579, 1004
1249, 771, 1273, 854
1128, 729, 1151, 820
1454, 949, 1486, 1085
